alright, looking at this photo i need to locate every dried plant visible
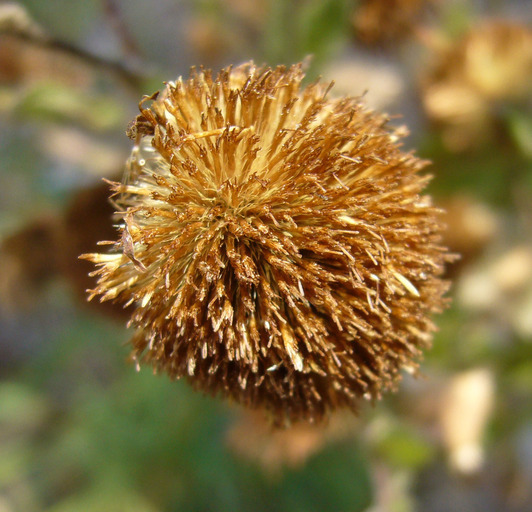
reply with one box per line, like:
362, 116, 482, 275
83, 62, 451, 424
422, 20, 532, 150
353, 0, 435, 46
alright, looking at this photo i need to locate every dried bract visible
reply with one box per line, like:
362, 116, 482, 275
84, 62, 451, 424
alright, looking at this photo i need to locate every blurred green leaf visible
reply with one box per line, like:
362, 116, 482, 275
421, 135, 523, 206
46, 485, 160, 512
21, 0, 99, 43
296, 0, 351, 72
13, 83, 125, 131
0, 440, 33, 485
0, 383, 49, 432
31, 363, 373, 512
262, 0, 351, 76
375, 425, 436, 470
440, 0, 475, 38
504, 107, 532, 159
507, 360, 532, 395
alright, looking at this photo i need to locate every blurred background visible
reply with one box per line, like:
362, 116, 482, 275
1, 1, 531, 511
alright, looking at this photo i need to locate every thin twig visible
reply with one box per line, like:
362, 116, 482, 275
2, 25, 146, 92
101, 0, 142, 62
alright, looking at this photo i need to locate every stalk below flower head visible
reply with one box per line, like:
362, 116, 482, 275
83, 62, 451, 424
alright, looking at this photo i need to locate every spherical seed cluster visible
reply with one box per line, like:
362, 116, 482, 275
85, 62, 450, 424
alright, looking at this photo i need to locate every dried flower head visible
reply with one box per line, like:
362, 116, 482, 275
84, 62, 450, 424
422, 21, 532, 150
353, 0, 435, 46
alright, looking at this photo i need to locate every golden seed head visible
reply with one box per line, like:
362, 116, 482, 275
84, 62, 451, 424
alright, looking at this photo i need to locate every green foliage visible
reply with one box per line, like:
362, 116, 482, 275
13, 83, 125, 132
262, 0, 351, 76
505, 106, 532, 159
3, 303, 373, 512
375, 425, 436, 470
20, 0, 99, 43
